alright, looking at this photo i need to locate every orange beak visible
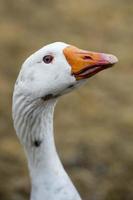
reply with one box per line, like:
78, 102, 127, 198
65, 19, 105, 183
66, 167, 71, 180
63, 45, 118, 80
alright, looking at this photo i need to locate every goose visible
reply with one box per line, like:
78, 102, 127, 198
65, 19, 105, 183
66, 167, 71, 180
12, 42, 118, 200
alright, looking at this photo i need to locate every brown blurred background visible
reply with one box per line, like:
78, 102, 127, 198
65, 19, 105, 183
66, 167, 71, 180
0, 0, 133, 199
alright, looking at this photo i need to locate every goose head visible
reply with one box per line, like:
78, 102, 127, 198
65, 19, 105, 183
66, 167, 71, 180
16, 42, 118, 100
13, 42, 118, 200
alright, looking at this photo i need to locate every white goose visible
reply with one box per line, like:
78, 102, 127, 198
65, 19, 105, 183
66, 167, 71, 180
12, 42, 118, 200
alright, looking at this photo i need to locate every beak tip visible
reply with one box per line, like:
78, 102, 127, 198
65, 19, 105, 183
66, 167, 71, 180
103, 53, 118, 64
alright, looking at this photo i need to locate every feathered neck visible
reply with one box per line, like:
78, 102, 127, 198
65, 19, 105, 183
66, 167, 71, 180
13, 93, 81, 200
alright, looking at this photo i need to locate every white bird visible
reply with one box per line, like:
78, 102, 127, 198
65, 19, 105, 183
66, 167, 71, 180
12, 42, 118, 200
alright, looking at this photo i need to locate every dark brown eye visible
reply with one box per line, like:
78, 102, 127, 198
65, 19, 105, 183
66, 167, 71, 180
43, 55, 53, 64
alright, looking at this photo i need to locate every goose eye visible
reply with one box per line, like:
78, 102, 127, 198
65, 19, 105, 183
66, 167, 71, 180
43, 55, 53, 64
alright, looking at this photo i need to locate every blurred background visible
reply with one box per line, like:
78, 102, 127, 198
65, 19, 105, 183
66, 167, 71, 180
0, 0, 133, 199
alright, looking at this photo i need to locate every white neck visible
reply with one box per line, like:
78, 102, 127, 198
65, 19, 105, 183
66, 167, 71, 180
13, 94, 82, 200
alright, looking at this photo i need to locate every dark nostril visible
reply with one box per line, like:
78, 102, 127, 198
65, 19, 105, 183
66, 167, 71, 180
83, 55, 93, 60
